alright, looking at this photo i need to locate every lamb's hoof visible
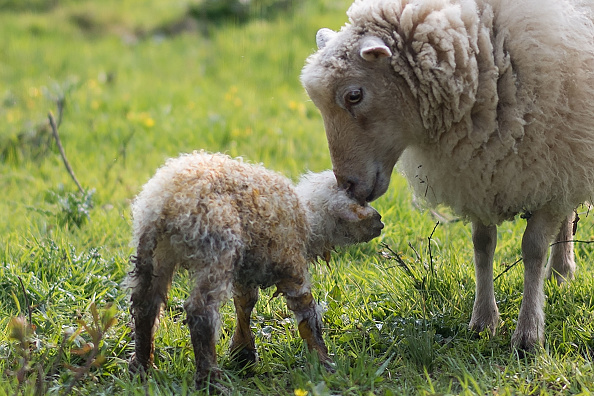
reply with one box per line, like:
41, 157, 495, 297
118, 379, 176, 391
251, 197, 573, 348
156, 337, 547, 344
315, 352, 336, 373
321, 358, 336, 374
196, 368, 231, 394
229, 347, 258, 369
129, 356, 154, 380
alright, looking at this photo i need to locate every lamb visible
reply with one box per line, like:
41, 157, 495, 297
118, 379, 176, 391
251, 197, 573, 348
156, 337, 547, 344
127, 151, 383, 389
300, 0, 594, 351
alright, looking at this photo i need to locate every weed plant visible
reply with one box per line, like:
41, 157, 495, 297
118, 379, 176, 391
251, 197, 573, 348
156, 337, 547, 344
1, 0, 594, 394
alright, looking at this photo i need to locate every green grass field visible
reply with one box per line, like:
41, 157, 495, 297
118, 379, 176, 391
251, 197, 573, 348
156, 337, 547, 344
2, 1, 594, 394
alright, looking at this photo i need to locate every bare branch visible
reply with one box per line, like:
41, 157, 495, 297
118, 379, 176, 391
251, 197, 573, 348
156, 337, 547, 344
494, 257, 523, 282
17, 276, 32, 325
48, 111, 84, 194
427, 222, 439, 275
550, 239, 594, 246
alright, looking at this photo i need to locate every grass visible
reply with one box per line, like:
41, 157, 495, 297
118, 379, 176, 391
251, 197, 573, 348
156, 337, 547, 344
2, 0, 594, 394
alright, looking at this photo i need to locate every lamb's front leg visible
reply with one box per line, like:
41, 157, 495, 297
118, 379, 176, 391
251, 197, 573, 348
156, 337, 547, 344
469, 222, 499, 335
512, 210, 561, 350
185, 300, 223, 389
279, 279, 332, 369
229, 283, 259, 367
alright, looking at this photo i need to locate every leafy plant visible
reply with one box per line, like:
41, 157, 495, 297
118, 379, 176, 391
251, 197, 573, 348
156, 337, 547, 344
44, 187, 95, 228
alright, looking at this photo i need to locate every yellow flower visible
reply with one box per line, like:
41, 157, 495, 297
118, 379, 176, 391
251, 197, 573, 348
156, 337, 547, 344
289, 101, 307, 117
294, 389, 308, 396
28, 87, 40, 98
143, 117, 155, 128
297, 103, 306, 118
127, 111, 155, 128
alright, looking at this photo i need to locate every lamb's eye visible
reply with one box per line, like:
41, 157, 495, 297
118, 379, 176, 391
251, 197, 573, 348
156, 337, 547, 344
346, 89, 363, 105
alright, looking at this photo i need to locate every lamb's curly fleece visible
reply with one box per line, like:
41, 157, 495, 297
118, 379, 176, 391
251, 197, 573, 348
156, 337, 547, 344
128, 151, 382, 387
131, 151, 309, 288
313, 0, 594, 225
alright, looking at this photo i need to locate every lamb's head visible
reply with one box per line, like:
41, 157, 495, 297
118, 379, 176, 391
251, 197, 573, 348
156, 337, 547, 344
296, 171, 384, 259
300, 0, 480, 204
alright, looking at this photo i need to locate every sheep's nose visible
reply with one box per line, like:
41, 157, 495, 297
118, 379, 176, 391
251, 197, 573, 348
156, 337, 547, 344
334, 173, 357, 196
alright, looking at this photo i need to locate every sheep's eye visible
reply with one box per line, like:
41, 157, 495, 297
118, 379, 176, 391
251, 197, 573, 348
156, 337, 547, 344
345, 89, 363, 105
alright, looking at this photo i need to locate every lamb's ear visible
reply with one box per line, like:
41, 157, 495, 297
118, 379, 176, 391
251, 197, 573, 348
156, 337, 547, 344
332, 202, 377, 222
360, 36, 392, 61
316, 28, 337, 50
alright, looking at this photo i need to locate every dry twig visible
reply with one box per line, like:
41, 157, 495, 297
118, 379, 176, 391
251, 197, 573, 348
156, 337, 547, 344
48, 111, 84, 194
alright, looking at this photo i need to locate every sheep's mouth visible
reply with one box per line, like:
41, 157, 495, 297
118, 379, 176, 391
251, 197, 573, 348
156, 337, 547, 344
365, 170, 390, 203
336, 167, 390, 204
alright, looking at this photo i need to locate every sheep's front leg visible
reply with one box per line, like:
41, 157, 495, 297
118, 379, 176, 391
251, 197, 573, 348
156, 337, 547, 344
512, 210, 561, 350
283, 288, 332, 369
229, 283, 259, 367
545, 213, 576, 284
469, 222, 499, 335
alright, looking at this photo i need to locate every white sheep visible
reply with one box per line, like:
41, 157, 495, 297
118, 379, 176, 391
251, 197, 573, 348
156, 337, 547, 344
300, 0, 594, 351
127, 151, 383, 389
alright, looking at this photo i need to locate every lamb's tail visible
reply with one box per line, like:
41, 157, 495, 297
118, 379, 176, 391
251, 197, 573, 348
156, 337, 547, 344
125, 228, 158, 291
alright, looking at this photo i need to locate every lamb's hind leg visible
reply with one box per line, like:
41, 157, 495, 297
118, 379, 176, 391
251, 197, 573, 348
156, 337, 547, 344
229, 282, 259, 367
512, 210, 562, 350
545, 213, 576, 284
130, 234, 175, 374
469, 222, 499, 335
185, 253, 235, 390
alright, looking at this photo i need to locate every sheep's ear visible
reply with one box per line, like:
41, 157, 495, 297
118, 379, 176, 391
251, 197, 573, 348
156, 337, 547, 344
360, 36, 392, 61
316, 28, 337, 50
333, 203, 377, 222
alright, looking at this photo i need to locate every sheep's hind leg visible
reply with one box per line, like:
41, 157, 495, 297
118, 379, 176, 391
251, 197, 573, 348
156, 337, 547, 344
280, 280, 333, 370
229, 283, 259, 367
469, 222, 499, 335
545, 213, 576, 285
512, 210, 561, 351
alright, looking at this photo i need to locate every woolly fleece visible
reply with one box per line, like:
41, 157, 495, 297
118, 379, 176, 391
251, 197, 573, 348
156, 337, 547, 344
301, 0, 594, 225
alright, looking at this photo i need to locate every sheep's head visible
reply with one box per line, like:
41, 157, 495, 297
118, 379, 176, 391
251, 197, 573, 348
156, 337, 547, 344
301, 26, 423, 205
296, 171, 384, 259
301, 0, 480, 204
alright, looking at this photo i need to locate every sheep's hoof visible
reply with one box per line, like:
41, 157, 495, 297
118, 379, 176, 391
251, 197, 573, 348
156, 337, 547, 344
468, 308, 499, 337
546, 269, 575, 286
229, 347, 259, 369
511, 330, 543, 356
